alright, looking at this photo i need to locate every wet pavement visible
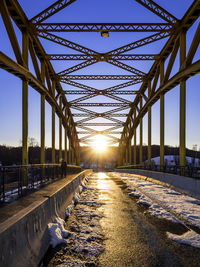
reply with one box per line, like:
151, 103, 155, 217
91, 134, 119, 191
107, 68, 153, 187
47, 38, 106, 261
43, 172, 200, 267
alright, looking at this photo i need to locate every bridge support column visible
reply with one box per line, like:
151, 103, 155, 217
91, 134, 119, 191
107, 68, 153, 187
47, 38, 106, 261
133, 109, 137, 165
40, 61, 45, 167
117, 145, 121, 166
76, 142, 80, 166
180, 31, 186, 176
148, 80, 152, 169
68, 133, 71, 164
51, 81, 55, 163
59, 96, 62, 163
120, 138, 124, 166
129, 136, 132, 166
120, 145, 122, 166
72, 147, 74, 165
22, 31, 29, 185
125, 134, 128, 166
123, 140, 126, 166
139, 97, 143, 167
160, 61, 165, 171
64, 108, 68, 163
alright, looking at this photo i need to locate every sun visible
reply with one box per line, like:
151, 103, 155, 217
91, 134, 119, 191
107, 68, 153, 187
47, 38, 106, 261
90, 135, 108, 153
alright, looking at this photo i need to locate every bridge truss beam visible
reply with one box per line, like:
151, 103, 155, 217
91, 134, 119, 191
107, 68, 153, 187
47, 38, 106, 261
36, 22, 172, 32
119, 0, 200, 170
1, 0, 200, 171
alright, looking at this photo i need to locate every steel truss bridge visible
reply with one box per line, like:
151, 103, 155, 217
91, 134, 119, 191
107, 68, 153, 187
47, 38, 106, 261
0, 0, 200, 176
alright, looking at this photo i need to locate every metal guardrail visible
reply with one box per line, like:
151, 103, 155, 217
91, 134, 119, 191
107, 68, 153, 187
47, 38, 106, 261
0, 164, 81, 204
117, 164, 200, 179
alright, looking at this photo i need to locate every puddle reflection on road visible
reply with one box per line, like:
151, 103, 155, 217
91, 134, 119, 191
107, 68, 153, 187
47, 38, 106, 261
97, 172, 109, 190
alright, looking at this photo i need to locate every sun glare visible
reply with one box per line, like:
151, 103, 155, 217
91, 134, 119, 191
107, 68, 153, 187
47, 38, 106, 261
91, 135, 108, 153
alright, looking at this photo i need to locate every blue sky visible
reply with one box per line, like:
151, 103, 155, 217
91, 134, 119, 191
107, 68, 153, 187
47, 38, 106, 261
0, 0, 200, 149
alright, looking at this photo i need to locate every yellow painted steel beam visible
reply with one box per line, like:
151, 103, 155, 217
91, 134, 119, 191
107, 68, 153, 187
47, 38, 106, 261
160, 61, 165, 171
133, 108, 137, 165
148, 80, 151, 168
135, 0, 177, 24
31, 0, 77, 24
139, 97, 143, 166
22, 31, 28, 185
64, 108, 68, 163
59, 96, 63, 163
129, 132, 132, 166
41, 61, 45, 165
128, 59, 200, 142
52, 81, 56, 164
179, 31, 186, 175
0, 0, 24, 66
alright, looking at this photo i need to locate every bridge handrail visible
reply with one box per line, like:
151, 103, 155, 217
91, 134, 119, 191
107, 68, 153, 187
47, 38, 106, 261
117, 164, 200, 179
0, 163, 81, 204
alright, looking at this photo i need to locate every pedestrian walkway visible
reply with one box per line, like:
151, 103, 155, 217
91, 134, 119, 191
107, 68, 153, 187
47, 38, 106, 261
43, 172, 200, 266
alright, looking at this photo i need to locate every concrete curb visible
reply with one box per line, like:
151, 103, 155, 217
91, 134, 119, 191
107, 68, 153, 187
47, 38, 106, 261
0, 169, 93, 267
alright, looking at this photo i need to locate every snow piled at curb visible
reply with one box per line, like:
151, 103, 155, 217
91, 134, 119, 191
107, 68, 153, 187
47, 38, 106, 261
167, 230, 200, 249
114, 172, 200, 248
127, 181, 179, 223
48, 217, 71, 248
47, 177, 89, 248
114, 172, 200, 227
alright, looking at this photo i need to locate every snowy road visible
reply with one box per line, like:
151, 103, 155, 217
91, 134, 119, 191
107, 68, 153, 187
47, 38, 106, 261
43, 172, 200, 266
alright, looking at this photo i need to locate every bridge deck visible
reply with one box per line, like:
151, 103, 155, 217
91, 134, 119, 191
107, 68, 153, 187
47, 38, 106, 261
43, 172, 200, 266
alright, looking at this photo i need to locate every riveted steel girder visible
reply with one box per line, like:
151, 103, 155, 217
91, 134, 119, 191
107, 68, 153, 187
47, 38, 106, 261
61, 79, 96, 92
72, 103, 130, 107
36, 23, 172, 32
38, 32, 97, 55
106, 31, 170, 55
65, 90, 138, 95
77, 123, 123, 126
59, 74, 142, 80
73, 114, 128, 117
58, 60, 97, 75
31, 0, 77, 24
48, 54, 158, 61
135, 0, 177, 24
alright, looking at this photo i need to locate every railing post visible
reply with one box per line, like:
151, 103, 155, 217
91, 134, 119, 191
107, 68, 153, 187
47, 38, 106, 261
180, 30, 186, 176
2, 167, 5, 202
18, 166, 22, 196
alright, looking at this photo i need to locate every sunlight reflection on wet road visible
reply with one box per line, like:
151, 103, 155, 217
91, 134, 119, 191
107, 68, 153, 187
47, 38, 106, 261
44, 172, 200, 267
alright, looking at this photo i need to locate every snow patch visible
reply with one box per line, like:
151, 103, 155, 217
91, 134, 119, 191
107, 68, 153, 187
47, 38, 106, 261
65, 201, 75, 218
73, 192, 80, 204
137, 194, 152, 207
167, 230, 200, 248
129, 191, 141, 198
148, 204, 182, 224
48, 216, 71, 248
114, 172, 200, 227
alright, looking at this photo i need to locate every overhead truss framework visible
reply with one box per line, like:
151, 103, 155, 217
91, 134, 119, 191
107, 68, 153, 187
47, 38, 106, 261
0, 0, 200, 154
36, 23, 172, 32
